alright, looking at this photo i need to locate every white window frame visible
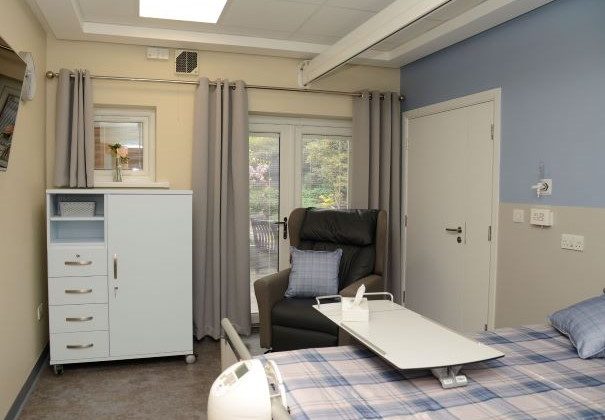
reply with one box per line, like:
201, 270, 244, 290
249, 115, 352, 208
93, 107, 156, 186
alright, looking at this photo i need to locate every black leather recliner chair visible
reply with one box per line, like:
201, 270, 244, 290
254, 207, 387, 351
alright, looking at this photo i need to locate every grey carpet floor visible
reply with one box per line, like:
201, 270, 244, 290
20, 334, 265, 419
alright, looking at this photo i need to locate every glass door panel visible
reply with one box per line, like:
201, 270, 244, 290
301, 134, 351, 209
249, 132, 280, 315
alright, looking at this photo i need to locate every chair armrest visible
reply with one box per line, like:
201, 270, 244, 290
340, 274, 384, 297
254, 269, 291, 349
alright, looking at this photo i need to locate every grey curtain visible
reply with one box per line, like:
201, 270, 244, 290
53, 69, 94, 187
351, 91, 403, 302
192, 78, 251, 340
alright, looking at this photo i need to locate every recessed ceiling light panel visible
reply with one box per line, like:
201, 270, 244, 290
139, 0, 228, 23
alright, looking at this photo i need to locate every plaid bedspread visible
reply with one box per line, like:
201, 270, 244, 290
262, 325, 605, 419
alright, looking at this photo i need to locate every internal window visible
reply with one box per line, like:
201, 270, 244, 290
93, 107, 156, 184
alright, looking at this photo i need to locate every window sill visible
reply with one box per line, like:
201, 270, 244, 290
93, 181, 170, 189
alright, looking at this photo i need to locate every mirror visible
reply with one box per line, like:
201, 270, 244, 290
0, 35, 27, 171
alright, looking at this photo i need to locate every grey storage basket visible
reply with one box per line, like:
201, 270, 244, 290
59, 201, 96, 217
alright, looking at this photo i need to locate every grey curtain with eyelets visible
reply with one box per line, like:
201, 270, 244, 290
53, 69, 94, 187
351, 91, 403, 303
192, 77, 251, 340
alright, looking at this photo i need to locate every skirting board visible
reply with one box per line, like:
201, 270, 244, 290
4, 344, 49, 420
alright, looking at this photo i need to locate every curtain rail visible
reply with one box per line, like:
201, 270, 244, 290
45, 71, 404, 101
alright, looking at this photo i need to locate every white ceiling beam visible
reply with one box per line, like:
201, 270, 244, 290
299, 0, 451, 86
386, 0, 554, 67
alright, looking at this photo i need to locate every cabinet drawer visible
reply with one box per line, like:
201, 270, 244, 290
50, 331, 109, 361
48, 276, 108, 305
48, 248, 107, 277
49, 304, 108, 333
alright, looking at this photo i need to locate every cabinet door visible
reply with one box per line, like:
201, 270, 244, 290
107, 194, 192, 357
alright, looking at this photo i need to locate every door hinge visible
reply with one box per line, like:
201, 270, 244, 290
484, 324, 488, 331
488, 225, 492, 242
402, 291, 406, 303
404, 214, 408, 227
490, 124, 494, 140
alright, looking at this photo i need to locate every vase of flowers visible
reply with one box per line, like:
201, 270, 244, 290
108, 143, 129, 182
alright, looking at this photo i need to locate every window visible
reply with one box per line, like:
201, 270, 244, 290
93, 107, 156, 184
301, 134, 350, 209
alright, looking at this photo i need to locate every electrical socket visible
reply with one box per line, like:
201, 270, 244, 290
36, 302, 46, 321
561, 234, 584, 252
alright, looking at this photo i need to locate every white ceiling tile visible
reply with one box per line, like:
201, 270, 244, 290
325, 0, 395, 12
77, 0, 138, 20
296, 5, 373, 37
221, 0, 320, 32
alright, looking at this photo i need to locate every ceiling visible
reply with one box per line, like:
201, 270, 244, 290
27, 0, 553, 70
77, 0, 397, 50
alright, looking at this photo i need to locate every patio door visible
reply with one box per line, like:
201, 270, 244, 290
249, 117, 352, 320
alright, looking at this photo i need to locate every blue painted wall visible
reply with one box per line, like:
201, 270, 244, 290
400, 0, 605, 207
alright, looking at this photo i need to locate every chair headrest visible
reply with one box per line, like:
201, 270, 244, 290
299, 208, 379, 246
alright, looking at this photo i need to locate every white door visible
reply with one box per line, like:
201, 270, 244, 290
107, 194, 192, 356
248, 118, 352, 317
404, 100, 495, 333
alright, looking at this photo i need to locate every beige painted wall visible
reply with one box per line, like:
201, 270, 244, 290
496, 203, 605, 328
0, 1, 47, 416
46, 38, 400, 188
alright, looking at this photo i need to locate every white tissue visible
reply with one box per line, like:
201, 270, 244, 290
353, 284, 366, 306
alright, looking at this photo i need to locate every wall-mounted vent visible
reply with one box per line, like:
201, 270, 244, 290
175, 50, 198, 75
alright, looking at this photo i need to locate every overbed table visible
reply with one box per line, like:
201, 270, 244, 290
313, 297, 504, 388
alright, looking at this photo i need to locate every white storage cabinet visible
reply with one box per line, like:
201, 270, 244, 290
46, 189, 195, 374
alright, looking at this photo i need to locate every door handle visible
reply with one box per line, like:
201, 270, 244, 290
66, 343, 93, 349
445, 227, 462, 234
274, 217, 288, 240
65, 289, 93, 294
65, 260, 92, 266
66, 316, 94, 322
113, 254, 118, 280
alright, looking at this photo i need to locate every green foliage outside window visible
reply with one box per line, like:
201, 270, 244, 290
249, 134, 350, 219
302, 136, 349, 209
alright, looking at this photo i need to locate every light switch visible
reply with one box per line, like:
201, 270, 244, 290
530, 208, 554, 226
513, 209, 524, 223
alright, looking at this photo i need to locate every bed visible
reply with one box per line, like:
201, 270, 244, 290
261, 325, 605, 419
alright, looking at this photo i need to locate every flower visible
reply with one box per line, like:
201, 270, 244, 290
108, 142, 129, 164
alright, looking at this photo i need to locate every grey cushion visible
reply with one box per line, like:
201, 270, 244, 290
297, 241, 374, 289
285, 248, 342, 298
549, 294, 605, 359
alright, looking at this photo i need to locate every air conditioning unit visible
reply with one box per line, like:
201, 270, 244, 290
174, 50, 198, 75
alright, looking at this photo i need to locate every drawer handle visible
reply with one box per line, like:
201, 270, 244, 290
65, 289, 93, 294
65, 316, 94, 322
66, 343, 94, 349
65, 260, 93, 266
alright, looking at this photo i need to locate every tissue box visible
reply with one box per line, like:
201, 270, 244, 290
341, 297, 369, 322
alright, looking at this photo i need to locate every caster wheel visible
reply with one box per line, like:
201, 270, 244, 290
185, 354, 197, 364
53, 365, 64, 375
